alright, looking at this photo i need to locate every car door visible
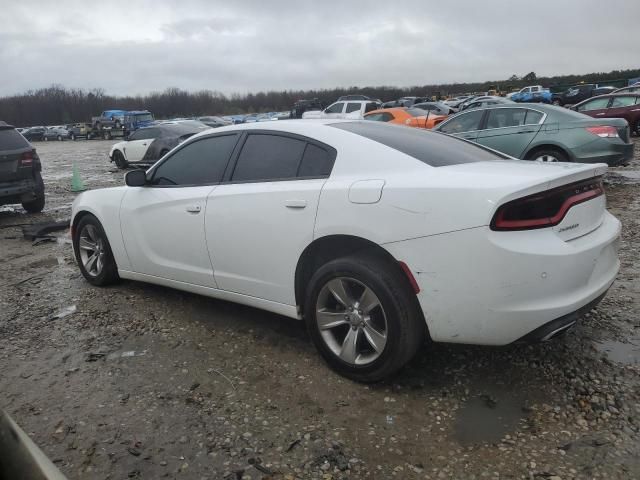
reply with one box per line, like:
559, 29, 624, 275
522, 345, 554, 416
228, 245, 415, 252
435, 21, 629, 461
123, 128, 160, 162
575, 97, 612, 118
120, 133, 239, 287
475, 108, 543, 158
436, 109, 485, 142
322, 102, 346, 119
206, 132, 335, 304
605, 96, 638, 121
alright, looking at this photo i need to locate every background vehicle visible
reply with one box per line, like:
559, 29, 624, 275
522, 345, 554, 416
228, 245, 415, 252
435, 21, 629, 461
364, 107, 447, 129
21, 126, 46, 142
302, 100, 381, 119
337, 95, 371, 101
92, 109, 126, 129
552, 85, 616, 106
413, 102, 456, 115
509, 85, 553, 103
613, 84, 640, 95
68, 123, 92, 140
43, 126, 69, 141
434, 104, 634, 165
461, 97, 514, 110
71, 120, 620, 381
0, 121, 45, 213
572, 93, 640, 135
109, 122, 210, 169
197, 116, 233, 128
291, 99, 323, 119
381, 96, 430, 108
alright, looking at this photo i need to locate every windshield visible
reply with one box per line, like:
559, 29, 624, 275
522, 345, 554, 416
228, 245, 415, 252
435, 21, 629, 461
134, 114, 154, 122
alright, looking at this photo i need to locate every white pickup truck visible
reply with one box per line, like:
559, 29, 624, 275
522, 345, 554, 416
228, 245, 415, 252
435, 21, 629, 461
302, 100, 381, 119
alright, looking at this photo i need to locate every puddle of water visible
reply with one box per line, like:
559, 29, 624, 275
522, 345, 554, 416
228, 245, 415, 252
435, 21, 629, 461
454, 390, 527, 446
596, 337, 640, 365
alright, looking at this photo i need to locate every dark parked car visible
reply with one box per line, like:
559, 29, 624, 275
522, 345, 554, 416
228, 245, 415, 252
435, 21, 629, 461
21, 126, 46, 142
433, 104, 634, 166
0, 121, 45, 213
290, 98, 323, 119
552, 85, 616, 106
573, 93, 640, 135
109, 122, 210, 169
197, 116, 232, 128
67, 123, 92, 140
461, 97, 514, 110
413, 102, 456, 115
43, 126, 70, 141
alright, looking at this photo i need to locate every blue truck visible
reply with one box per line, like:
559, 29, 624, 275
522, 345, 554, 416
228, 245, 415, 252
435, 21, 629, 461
508, 85, 552, 103
89, 109, 155, 139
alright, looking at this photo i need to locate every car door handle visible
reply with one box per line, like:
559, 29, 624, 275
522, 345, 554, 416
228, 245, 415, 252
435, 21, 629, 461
595, 113, 605, 116
516, 129, 536, 134
285, 199, 307, 209
185, 205, 201, 213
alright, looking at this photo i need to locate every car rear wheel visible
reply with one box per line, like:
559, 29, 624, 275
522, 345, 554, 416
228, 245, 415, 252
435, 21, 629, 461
304, 252, 425, 382
44, 136, 49, 142
526, 148, 568, 163
21, 172, 45, 213
113, 150, 128, 169
70, 133, 76, 141
57, 135, 63, 141
73, 214, 119, 286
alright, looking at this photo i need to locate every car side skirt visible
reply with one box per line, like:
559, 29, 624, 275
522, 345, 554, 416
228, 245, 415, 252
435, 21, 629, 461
118, 270, 301, 320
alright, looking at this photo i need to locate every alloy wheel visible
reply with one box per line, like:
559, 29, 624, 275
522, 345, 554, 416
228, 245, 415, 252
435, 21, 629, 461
315, 277, 388, 366
78, 224, 105, 277
534, 154, 559, 162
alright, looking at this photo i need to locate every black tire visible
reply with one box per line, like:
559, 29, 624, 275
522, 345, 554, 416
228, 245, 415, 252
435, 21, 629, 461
112, 150, 128, 169
304, 251, 425, 382
525, 147, 569, 163
632, 121, 639, 137
57, 135, 63, 141
70, 133, 76, 141
22, 172, 45, 213
114, 120, 121, 129
44, 136, 49, 142
103, 131, 112, 140
72, 214, 119, 286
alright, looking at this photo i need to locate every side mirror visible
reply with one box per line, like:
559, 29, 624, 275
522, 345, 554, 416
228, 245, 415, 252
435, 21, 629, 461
125, 169, 147, 187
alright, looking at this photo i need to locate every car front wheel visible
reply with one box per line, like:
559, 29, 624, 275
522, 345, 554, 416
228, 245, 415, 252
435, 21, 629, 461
304, 252, 425, 382
73, 214, 120, 286
112, 150, 128, 169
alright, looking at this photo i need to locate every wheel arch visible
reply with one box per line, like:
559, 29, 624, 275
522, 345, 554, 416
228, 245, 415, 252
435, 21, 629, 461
523, 143, 573, 161
294, 234, 412, 312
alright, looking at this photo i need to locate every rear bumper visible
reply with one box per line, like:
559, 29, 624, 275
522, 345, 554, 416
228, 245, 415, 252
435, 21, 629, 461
574, 140, 634, 166
0, 179, 37, 204
383, 212, 621, 345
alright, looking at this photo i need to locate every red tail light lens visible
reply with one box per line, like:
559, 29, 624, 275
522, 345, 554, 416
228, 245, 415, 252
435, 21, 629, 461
491, 178, 604, 231
586, 126, 619, 138
20, 150, 34, 166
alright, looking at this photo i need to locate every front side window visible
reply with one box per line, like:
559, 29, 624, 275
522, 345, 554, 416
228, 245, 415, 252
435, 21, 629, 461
610, 96, 637, 108
439, 110, 485, 134
151, 134, 238, 186
345, 103, 361, 113
324, 102, 344, 114
485, 108, 527, 129
231, 134, 306, 182
577, 97, 610, 111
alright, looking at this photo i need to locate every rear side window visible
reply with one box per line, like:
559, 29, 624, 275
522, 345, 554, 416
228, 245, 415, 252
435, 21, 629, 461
364, 102, 379, 113
525, 110, 544, 124
232, 134, 306, 182
331, 121, 506, 166
130, 128, 159, 141
610, 96, 637, 108
345, 103, 361, 113
438, 110, 485, 134
298, 143, 335, 177
365, 112, 394, 122
0, 129, 31, 150
485, 108, 527, 129
151, 134, 238, 186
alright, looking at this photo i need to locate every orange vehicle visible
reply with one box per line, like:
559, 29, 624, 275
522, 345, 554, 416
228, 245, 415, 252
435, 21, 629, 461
363, 107, 447, 129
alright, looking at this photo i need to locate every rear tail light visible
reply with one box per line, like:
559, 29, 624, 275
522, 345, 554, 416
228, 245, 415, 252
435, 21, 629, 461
586, 126, 619, 138
20, 150, 34, 166
490, 177, 604, 231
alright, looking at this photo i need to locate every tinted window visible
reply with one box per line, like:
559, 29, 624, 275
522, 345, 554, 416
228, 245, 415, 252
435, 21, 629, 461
0, 129, 31, 150
325, 102, 344, 114
331, 121, 505, 167
485, 108, 526, 129
364, 102, 379, 113
438, 110, 485, 134
525, 110, 544, 124
298, 143, 335, 177
365, 112, 394, 122
345, 103, 361, 113
577, 97, 610, 111
610, 96, 637, 108
129, 128, 159, 141
232, 134, 306, 182
406, 108, 428, 117
151, 134, 238, 186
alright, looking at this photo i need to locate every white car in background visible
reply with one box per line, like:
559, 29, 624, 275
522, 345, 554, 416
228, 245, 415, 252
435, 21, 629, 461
302, 100, 381, 119
71, 120, 620, 381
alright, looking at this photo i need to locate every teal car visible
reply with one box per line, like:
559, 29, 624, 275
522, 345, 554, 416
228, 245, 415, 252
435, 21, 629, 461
433, 104, 634, 165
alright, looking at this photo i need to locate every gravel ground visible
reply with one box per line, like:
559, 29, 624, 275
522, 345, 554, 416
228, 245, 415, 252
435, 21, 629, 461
1, 137, 639, 480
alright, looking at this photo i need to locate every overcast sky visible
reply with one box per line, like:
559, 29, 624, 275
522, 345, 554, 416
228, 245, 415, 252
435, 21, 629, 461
1, 0, 638, 97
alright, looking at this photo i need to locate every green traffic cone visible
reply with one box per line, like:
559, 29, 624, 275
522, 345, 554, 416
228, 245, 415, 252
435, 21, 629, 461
71, 162, 86, 192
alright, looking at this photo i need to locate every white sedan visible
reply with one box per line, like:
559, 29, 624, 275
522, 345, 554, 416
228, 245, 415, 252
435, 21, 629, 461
71, 120, 620, 381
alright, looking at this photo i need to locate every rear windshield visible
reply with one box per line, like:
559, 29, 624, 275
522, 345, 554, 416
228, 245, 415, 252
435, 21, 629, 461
0, 128, 30, 150
330, 121, 506, 166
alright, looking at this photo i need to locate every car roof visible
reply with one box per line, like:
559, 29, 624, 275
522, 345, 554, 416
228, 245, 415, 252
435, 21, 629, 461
0, 121, 15, 130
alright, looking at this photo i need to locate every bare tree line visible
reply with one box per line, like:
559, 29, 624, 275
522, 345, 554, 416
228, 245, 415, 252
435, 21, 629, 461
1, 68, 638, 127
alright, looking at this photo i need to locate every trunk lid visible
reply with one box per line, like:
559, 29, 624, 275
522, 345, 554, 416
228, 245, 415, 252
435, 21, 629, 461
0, 128, 34, 182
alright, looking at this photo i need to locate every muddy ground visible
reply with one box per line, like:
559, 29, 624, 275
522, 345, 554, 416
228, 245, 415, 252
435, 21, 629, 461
1, 138, 639, 480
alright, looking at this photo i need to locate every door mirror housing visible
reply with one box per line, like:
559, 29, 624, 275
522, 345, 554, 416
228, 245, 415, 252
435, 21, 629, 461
125, 169, 147, 187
